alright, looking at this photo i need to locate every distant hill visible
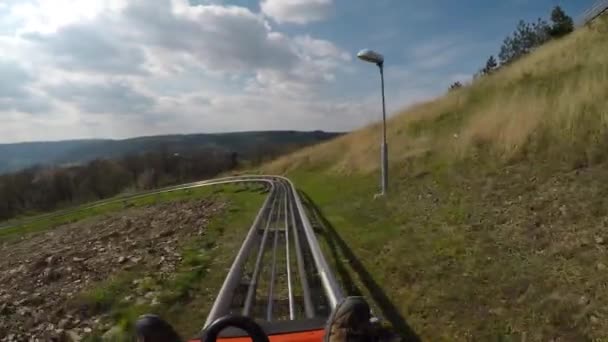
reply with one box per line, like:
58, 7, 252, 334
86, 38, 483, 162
0, 131, 343, 174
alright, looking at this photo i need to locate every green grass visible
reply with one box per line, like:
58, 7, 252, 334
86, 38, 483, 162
289, 157, 608, 340
0, 185, 234, 241
74, 188, 264, 340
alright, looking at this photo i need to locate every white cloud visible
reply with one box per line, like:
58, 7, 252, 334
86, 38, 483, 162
0, 0, 479, 145
0, 0, 357, 143
293, 35, 351, 61
124, 2, 298, 72
0, 59, 52, 113
407, 35, 473, 70
246, 35, 352, 98
11, 0, 127, 34
0, 0, 488, 145
261, 0, 333, 24
24, 22, 147, 75
46, 80, 155, 114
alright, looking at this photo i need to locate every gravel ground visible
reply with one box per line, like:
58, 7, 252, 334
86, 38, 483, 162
0, 199, 225, 342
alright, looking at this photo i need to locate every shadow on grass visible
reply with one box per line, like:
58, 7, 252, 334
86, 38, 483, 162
299, 191, 421, 342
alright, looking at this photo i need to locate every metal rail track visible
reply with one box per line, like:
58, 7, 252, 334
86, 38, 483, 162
203, 176, 344, 331
1, 175, 344, 332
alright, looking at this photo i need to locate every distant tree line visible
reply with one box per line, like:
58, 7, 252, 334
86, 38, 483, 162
0, 142, 299, 221
449, 6, 574, 90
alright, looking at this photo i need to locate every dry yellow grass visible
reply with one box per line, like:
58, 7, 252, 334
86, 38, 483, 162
265, 16, 608, 174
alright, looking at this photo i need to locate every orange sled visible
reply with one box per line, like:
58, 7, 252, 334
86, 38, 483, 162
191, 316, 327, 342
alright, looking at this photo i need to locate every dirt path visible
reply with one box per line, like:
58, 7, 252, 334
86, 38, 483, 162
0, 199, 225, 341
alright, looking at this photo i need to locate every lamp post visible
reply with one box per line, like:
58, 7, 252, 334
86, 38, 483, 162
357, 49, 388, 196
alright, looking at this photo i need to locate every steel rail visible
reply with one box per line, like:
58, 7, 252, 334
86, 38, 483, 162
277, 176, 344, 310
241, 187, 279, 316
287, 185, 315, 318
285, 186, 296, 320
203, 178, 276, 327
266, 187, 282, 321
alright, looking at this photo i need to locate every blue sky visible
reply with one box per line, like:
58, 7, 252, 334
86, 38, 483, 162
320, 0, 588, 104
0, 0, 593, 142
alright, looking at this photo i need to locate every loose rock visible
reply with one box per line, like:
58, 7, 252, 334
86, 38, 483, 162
65, 330, 82, 342
102, 325, 123, 340
58, 318, 70, 329
0, 199, 224, 337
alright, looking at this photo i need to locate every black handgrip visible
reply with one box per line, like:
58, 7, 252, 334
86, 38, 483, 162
201, 315, 269, 342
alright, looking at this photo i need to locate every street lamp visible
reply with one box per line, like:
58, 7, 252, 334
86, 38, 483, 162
357, 49, 388, 196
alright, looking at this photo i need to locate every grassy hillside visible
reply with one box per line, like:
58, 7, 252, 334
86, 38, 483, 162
265, 16, 608, 340
269, 18, 607, 175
